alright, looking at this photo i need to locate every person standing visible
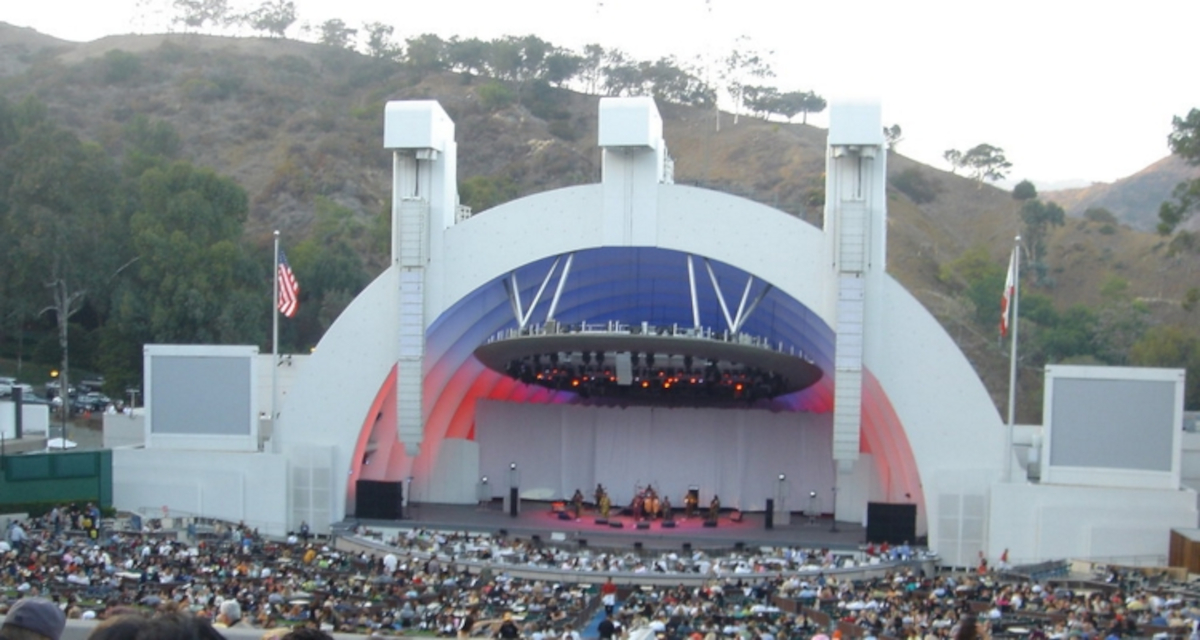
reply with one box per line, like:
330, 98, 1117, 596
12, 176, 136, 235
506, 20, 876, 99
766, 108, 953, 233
598, 614, 617, 640
601, 577, 618, 615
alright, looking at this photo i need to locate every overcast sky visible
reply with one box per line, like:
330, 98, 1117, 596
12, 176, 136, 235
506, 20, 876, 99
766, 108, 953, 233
6, 0, 1199, 187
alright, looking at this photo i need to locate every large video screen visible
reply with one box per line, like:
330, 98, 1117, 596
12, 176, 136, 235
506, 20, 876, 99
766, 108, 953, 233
149, 352, 252, 436
1049, 377, 1175, 471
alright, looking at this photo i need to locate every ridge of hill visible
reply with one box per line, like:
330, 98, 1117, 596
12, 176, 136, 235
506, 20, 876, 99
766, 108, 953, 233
2, 26, 1198, 421
1044, 155, 1200, 233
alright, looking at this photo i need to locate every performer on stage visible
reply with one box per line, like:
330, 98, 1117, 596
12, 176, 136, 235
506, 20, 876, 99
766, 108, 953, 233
660, 494, 672, 522
571, 489, 585, 520
594, 483, 605, 507
708, 495, 720, 522
599, 491, 611, 518
684, 490, 698, 519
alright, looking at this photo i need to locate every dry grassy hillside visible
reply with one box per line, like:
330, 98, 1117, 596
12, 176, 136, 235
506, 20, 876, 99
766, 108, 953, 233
3, 25, 1198, 421
1045, 155, 1200, 233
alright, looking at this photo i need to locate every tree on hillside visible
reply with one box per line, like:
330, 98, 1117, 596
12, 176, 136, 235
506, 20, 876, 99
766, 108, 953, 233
1159, 108, 1200, 235
243, 0, 295, 37
405, 34, 448, 75
719, 35, 775, 125
743, 85, 779, 119
362, 22, 400, 60
316, 19, 356, 50
959, 144, 1011, 186
796, 91, 826, 125
578, 44, 606, 95
172, 0, 231, 31
1012, 179, 1037, 201
447, 37, 488, 76
884, 124, 902, 151
943, 149, 963, 174
1019, 198, 1065, 280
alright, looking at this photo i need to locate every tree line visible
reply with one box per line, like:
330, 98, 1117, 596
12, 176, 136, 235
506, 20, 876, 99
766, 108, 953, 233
162, 0, 828, 124
0, 97, 374, 399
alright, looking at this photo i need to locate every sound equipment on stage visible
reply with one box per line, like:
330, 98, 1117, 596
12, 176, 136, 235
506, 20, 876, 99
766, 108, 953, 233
661, 520, 676, 528
682, 542, 692, 552
703, 520, 717, 528
578, 539, 588, 547
609, 521, 624, 528
509, 487, 519, 517
866, 502, 917, 544
594, 518, 608, 525
558, 511, 572, 520
356, 480, 403, 519
729, 510, 743, 523
734, 541, 746, 551
765, 498, 775, 530
636, 522, 650, 530
634, 542, 644, 551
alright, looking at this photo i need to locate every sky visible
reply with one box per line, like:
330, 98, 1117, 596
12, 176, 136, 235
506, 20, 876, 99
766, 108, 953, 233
6, 0, 1200, 187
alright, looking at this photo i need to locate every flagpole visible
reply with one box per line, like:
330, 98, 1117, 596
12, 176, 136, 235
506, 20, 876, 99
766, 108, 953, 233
272, 230, 280, 447
1005, 235, 1021, 482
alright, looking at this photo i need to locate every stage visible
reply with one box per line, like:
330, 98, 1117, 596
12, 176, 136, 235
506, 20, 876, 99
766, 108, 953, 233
347, 500, 869, 552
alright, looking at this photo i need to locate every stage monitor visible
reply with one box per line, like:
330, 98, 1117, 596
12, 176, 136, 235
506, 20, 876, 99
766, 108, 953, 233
356, 480, 403, 520
866, 502, 916, 545
1042, 365, 1185, 490
144, 344, 259, 451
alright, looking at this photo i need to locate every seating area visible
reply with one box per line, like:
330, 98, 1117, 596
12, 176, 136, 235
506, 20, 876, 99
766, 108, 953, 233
1, 508, 1199, 640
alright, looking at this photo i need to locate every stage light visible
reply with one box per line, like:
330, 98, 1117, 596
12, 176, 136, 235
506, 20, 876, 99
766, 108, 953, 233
571, 379, 580, 387
481, 476, 488, 483
642, 380, 650, 388
510, 462, 517, 470
809, 491, 817, 498
779, 473, 786, 481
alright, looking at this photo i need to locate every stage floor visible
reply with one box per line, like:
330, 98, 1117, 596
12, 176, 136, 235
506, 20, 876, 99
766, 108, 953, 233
349, 501, 868, 552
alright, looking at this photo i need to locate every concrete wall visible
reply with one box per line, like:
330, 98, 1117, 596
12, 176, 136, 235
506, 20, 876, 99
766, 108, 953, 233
0, 400, 51, 437
102, 411, 144, 448
989, 481, 1197, 565
112, 448, 288, 535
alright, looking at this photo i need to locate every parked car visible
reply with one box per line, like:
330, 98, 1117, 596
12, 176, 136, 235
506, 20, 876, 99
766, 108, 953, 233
0, 377, 14, 397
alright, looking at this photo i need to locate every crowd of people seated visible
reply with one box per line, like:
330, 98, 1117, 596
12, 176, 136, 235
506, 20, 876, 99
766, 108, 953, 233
0, 506, 1197, 640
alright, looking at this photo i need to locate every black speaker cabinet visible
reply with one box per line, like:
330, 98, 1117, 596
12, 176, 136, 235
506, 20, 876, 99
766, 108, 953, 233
356, 480, 403, 519
765, 498, 775, 529
866, 502, 917, 544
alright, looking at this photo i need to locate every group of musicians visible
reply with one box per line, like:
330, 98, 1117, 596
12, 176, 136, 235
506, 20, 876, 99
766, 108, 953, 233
567, 484, 721, 522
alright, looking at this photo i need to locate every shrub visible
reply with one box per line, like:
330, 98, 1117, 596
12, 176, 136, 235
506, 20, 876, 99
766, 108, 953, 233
478, 81, 514, 111
103, 50, 141, 84
1083, 207, 1118, 224
890, 168, 938, 204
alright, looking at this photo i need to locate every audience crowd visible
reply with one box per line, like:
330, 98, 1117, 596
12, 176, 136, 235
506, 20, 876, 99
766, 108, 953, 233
0, 506, 1195, 640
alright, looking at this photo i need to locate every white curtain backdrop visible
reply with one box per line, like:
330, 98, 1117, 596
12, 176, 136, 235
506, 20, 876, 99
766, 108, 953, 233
477, 400, 834, 511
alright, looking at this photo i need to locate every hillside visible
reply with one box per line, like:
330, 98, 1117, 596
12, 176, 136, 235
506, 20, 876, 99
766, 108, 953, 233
2, 25, 1198, 422
1045, 155, 1200, 233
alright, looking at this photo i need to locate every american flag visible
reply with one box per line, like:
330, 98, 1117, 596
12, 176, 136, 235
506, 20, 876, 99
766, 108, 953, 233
278, 249, 300, 318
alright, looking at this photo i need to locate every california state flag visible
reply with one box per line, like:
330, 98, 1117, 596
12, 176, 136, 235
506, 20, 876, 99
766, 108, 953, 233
1000, 247, 1017, 337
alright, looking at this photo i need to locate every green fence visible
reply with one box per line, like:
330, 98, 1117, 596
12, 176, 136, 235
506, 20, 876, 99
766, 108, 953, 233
0, 450, 112, 514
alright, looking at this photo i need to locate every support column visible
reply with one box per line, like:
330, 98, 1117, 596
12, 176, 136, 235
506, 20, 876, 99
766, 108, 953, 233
384, 101, 458, 460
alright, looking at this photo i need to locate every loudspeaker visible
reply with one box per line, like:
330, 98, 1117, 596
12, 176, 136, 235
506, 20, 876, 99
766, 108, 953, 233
356, 480, 403, 519
509, 487, 519, 517
609, 521, 624, 528
765, 499, 775, 530
866, 502, 917, 544
661, 520, 676, 528
703, 520, 717, 528
594, 518, 608, 525
729, 510, 743, 523
558, 511, 572, 520
636, 522, 650, 530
